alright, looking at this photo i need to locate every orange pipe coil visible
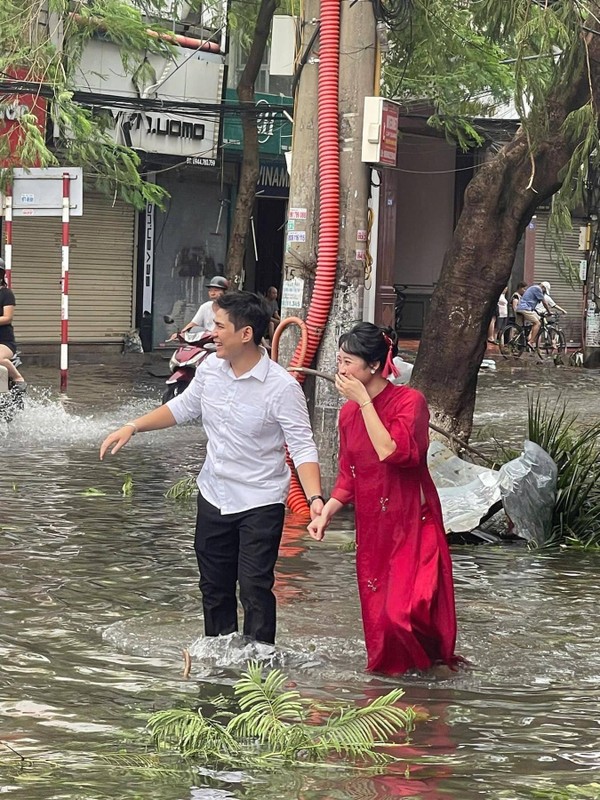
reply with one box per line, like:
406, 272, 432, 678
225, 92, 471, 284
271, 317, 311, 516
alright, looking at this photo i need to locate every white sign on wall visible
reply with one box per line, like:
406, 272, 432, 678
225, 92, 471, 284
0, 167, 83, 217
281, 277, 305, 308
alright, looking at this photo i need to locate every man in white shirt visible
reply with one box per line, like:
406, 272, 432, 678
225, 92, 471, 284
101, 291, 323, 644
169, 275, 228, 340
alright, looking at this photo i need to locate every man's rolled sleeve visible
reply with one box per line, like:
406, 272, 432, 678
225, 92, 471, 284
276, 381, 319, 467
166, 357, 208, 423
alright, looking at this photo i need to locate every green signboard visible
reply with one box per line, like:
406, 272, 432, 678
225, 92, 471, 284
223, 89, 293, 157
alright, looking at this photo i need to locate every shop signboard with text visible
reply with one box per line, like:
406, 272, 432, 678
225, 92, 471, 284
222, 89, 293, 158
74, 40, 224, 163
0, 70, 47, 168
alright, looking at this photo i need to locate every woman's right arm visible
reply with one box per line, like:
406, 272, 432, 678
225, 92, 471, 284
308, 497, 344, 540
0, 305, 14, 326
307, 416, 352, 540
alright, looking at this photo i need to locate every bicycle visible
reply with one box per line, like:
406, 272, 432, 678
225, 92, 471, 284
498, 313, 567, 359
536, 312, 567, 359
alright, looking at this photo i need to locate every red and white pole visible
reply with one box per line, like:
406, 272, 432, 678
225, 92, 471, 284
60, 173, 70, 393
4, 183, 13, 288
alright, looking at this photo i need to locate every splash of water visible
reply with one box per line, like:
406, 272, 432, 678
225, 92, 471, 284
2, 388, 158, 447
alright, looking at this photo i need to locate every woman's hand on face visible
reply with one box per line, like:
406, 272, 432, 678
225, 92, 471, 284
307, 515, 328, 541
335, 373, 370, 405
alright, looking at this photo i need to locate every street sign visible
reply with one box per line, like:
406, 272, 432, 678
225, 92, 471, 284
0, 167, 83, 216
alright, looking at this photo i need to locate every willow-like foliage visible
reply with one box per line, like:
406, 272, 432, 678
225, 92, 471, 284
383, 0, 600, 251
0, 0, 205, 207
148, 661, 418, 768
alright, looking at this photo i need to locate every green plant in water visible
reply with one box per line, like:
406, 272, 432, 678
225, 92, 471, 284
148, 661, 417, 769
165, 476, 196, 500
532, 783, 600, 798
81, 487, 107, 496
121, 474, 134, 496
528, 396, 600, 548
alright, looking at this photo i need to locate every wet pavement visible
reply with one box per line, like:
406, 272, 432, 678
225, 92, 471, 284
2, 359, 600, 799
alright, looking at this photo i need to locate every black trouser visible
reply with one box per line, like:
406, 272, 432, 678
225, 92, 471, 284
194, 492, 285, 644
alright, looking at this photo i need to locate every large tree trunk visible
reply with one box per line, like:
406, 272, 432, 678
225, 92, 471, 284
411, 19, 600, 441
226, 0, 278, 286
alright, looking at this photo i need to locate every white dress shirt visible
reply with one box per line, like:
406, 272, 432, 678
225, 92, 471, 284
167, 349, 319, 514
190, 300, 216, 332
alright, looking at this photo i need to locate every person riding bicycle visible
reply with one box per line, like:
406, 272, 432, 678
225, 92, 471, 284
535, 281, 567, 318
516, 281, 553, 346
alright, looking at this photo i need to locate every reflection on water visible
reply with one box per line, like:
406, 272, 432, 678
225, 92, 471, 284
2, 364, 600, 798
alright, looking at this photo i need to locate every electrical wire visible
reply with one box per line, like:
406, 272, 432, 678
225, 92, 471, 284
0, 77, 292, 121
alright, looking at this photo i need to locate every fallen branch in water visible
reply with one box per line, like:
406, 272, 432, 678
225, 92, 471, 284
182, 648, 192, 679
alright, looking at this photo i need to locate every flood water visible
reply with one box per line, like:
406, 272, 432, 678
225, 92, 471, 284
2, 360, 600, 799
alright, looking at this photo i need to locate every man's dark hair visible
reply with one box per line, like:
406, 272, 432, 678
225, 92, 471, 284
216, 291, 270, 345
516, 282, 527, 290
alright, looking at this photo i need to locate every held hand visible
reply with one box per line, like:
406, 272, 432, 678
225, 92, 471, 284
168, 332, 178, 342
309, 498, 324, 520
99, 426, 135, 460
307, 514, 328, 541
335, 373, 370, 406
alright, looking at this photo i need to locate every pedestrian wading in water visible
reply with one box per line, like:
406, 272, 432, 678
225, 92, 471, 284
308, 322, 459, 676
100, 291, 323, 645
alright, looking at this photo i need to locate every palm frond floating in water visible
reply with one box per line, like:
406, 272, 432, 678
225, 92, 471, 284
148, 660, 417, 769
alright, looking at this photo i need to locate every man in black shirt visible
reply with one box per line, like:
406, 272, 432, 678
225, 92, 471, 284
0, 260, 26, 390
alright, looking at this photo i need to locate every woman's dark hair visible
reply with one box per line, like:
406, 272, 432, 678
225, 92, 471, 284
0, 266, 6, 287
338, 322, 398, 368
217, 291, 270, 345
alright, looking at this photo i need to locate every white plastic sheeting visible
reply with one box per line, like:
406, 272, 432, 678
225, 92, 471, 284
428, 441, 502, 533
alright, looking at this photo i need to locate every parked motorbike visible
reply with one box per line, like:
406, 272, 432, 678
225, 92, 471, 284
162, 316, 215, 404
0, 352, 25, 422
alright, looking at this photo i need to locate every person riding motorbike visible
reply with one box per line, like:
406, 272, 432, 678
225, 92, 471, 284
0, 259, 26, 393
169, 276, 228, 341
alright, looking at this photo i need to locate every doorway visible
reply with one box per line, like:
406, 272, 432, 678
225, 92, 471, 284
254, 197, 286, 294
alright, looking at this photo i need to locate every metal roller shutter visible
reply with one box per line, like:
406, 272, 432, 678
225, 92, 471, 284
533, 212, 584, 345
8, 192, 136, 343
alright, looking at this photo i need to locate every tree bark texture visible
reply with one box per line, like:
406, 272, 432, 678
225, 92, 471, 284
225, 0, 278, 286
411, 17, 600, 441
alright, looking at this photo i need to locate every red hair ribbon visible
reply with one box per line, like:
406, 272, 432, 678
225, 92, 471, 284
381, 333, 399, 379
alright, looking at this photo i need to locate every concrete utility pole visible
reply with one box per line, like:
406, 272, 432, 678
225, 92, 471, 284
281, 0, 376, 488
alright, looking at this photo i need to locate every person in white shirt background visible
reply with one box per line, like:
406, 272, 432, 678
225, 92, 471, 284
496, 286, 509, 335
169, 275, 229, 340
101, 291, 324, 645
487, 286, 509, 344
535, 281, 567, 317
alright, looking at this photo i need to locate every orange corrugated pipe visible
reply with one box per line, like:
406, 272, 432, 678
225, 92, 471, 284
275, 0, 341, 512
271, 317, 311, 516
288, 0, 341, 381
